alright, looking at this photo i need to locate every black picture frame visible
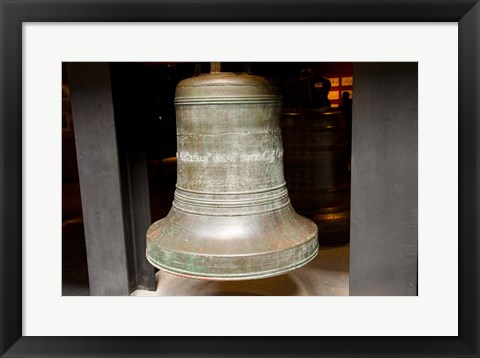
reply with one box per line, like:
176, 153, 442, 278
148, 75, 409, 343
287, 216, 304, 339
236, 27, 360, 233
1, 1, 478, 357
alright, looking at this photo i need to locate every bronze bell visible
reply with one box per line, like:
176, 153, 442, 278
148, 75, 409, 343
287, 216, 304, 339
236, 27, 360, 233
146, 64, 318, 280
281, 109, 351, 245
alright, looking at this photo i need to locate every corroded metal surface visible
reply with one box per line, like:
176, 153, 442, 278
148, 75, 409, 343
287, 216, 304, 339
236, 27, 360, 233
281, 109, 351, 245
146, 72, 318, 280
135, 245, 349, 296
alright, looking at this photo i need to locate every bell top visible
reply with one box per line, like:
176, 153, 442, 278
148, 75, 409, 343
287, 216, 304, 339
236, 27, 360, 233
175, 72, 281, 102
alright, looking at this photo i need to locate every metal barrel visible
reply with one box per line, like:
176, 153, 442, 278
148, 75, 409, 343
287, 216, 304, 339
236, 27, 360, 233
281, 109, 351, 245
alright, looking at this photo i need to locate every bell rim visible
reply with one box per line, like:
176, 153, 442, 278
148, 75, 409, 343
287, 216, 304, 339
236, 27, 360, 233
146, 243, 319, 281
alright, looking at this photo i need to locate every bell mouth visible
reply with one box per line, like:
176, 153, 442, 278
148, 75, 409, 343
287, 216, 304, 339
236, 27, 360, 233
146, 240, 318, 281
146, 205, 318, 281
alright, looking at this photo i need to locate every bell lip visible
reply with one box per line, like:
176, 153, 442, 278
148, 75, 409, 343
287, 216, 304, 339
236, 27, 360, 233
146, 243, 319, 281
146, 205, 319, 280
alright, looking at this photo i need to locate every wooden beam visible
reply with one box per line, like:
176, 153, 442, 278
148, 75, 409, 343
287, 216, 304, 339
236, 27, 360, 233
350, 62, 418, 296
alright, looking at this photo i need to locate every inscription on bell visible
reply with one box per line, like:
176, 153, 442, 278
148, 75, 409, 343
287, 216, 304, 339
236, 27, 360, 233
177, 149, 284, 164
